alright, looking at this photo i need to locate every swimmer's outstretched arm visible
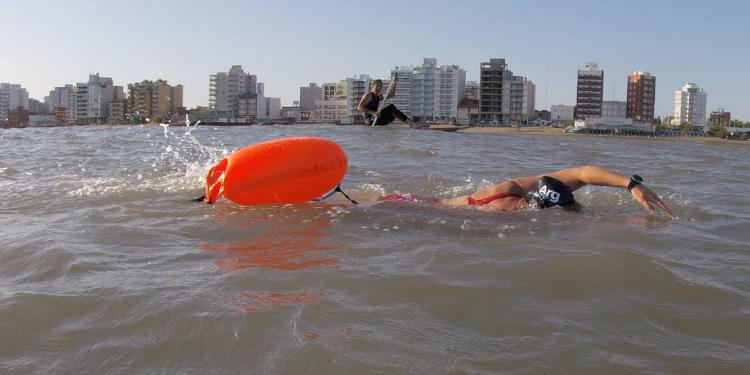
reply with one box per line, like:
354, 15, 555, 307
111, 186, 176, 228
543, 166, 675, 219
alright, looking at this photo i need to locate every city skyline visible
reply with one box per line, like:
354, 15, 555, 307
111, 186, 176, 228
3, 0, 749, 120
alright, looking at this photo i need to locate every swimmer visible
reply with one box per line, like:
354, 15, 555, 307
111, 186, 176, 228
357, 74, 424, 128
382, 166, 676, 219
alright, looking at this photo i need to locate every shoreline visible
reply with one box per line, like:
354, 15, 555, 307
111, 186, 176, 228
455, 126, 749, 146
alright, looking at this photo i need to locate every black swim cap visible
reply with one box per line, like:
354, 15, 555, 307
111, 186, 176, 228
528, 176, 579, 210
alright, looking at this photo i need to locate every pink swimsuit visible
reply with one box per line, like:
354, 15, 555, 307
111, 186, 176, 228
466, 193, 516, 205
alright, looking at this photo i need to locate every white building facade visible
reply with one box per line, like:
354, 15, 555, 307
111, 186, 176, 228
313, 99, 348, 123
72, 74, 116, 124
0, 83, 29, 121
45, 85, 74, 113
551, 105, 575, 123
256, 96, 281, 121
343, 75, 371, 124
390, 58, 466, 122
673, 83, 708, 129
209, 65, 257, 114
502, 72, 535, 124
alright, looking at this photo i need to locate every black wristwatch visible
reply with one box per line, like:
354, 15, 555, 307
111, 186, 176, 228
627, 175, 643, 191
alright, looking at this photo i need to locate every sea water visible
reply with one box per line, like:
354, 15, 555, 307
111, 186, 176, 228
0, 125, 748, 374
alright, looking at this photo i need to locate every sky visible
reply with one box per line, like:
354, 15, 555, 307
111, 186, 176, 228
2, 0, 749, 120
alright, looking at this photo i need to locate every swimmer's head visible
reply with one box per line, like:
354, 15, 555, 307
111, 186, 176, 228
527, 176, 580, 211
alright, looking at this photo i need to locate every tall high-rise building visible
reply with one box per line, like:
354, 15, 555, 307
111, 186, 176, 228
45, 85, 74, 114
128, 80, 184, 122
479, 58, 506, 123
627, 71, 656, 123
73, 74, 117, 124
299, 83, 322, 111
209, 65, 257, 114
343, 75, 371, 123
503, 73, 535, 124
435, 63, 466, 122
387, 58, 465, 122
673, 83, 708, 129
0, 83, 29, 122
390, 66, 414, 117
576, 62, 604, 119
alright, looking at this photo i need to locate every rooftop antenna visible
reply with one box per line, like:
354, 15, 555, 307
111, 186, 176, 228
544, 65, 549, 110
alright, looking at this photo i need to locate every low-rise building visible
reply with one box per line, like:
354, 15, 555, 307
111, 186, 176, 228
238, 93, 258, 122
709, 109, 731, 128
314, 99, 347, 123
28, 114, 57, 127
601, 101, 627, 118
457, 98, 479, 125
551, 105, 575, 123
53, 107, 69, 124
281, 106, 301, 122
575, 116, 633, 129
7, 107, 29, 127
257, 96, 281, 121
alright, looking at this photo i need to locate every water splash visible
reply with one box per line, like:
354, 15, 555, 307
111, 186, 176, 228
67, 125, 230, 198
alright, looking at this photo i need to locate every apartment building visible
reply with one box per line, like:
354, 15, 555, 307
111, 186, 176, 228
479, 58, 506, 123
502, 73, 535, 124
73, 74, 119, 124
627, 71, 656, 123
673, 83, 708, 129
551, 105, 575, 123
209, 65, 257, 114
0, 83, 29, 122
575, 62, 604, 119
299, 83, 322, 112
127, 80, 184, 122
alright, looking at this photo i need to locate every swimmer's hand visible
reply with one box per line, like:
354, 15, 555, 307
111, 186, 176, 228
630, 185, 676, 219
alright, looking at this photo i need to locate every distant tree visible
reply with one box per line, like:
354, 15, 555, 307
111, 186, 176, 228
653, 117, 662, 125
740, 133, 749, 141
654, 124, 668, 132
714, 126, 729, 139
680, 122, 695, 132
730, 119, 743, 127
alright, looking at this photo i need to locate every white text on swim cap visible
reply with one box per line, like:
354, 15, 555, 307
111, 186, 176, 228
539, 185, 560, 203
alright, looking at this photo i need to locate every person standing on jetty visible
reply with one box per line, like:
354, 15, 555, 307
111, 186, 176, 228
358, 74, 423, 128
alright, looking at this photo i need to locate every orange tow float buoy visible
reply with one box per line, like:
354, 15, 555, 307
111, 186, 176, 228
203, 137, 348, 205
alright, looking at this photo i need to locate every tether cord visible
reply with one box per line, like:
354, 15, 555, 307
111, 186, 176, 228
193, 184, 358, 205
315, 184, 358, 204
